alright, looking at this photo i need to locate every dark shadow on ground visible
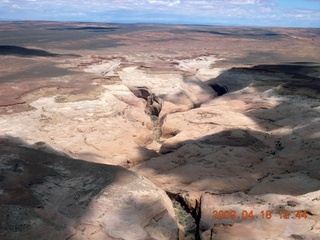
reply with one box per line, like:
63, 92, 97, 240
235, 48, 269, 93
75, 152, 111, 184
204, 62, 320, 95
49, 26, 119, 32
248, 63, 320, 76
155, 126, 319, 196
163, 62, 320, 113
0, 45, 80, 58
191, 29, 287, 38
0, 136, 177, 239
0, 136, 116, 238
135, 62, 320, 198
0, 22, 131, 51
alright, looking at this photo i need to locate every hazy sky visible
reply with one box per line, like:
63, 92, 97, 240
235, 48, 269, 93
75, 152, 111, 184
1, 0, 320, 27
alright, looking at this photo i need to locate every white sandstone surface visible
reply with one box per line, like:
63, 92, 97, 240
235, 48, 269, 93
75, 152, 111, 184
1, 52, 319, 239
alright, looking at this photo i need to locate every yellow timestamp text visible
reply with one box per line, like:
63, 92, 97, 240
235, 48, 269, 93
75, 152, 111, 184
212, 210, 308, 220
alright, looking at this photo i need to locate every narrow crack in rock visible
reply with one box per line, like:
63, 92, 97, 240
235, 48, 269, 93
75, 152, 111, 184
166, 191, 198, 240
128, 86, 164, 141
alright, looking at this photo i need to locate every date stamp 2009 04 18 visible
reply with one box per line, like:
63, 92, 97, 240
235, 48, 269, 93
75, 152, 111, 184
212, 210, 308, 220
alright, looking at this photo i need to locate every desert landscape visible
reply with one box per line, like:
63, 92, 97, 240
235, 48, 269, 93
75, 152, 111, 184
0, 21, 320, 239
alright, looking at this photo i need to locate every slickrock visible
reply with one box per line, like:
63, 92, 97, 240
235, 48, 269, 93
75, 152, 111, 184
200, 191, 320, 240
0, 86, 155, 166
0, 141, 178, 240
1, 23, 320, 239
133, 68, 320, 239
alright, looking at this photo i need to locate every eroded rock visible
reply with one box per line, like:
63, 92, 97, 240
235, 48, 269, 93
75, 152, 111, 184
1, 24, 320, 239
208, 83, 228, 96
0, 142, 178, 240
146, 93, 163, 117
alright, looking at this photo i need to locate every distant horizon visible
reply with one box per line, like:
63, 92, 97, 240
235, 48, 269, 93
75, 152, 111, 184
1, 19, 319, 29
0, 0, 320, 28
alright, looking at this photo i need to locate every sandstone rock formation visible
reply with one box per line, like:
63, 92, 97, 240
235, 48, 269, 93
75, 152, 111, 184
1, 22, 320, 240
129, 86, 163, 117
0, 139, 178, 240
134, 70, 320, 238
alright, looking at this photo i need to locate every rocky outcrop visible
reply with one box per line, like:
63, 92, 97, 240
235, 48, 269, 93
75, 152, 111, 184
129, 86, 163, 117
1, 23, 320, 239
0, 139, 178, 240
134, 66, 320, 239
146, 93, 163, 117
1, 56, 320, 239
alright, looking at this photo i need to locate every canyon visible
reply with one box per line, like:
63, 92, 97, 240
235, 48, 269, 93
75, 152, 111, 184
0, 21, 320, 239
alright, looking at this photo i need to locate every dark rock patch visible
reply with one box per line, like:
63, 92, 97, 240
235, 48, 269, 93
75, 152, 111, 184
0, 45, 80, 58
49, 27, 119, 32
0, 138, 178, 240
129, 86, 163, 117
130, 86, 152, 101
146, 93, 162, 117
208, 83, 228, 96
0, 45, 59, 57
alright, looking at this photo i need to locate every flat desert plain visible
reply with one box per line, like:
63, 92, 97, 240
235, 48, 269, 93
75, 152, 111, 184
0, 21, 320, 240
